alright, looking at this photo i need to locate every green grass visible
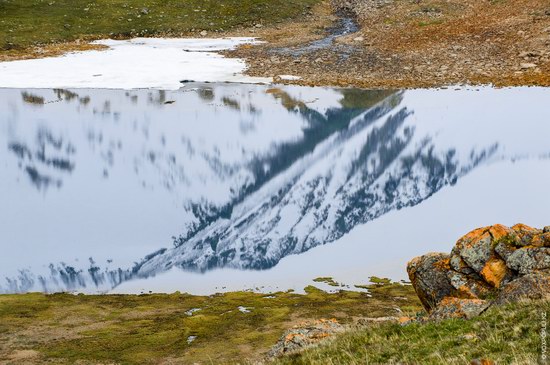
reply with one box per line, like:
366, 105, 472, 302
0, 0, 320, 51
274, 299, 550, 365
0, 282, 421, 364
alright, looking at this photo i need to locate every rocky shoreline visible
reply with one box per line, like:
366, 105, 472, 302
228, 0, 550, 88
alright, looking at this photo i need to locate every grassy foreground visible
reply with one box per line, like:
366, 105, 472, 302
0, 282, 421, 364
0, 0, 319, 51
274, 300, 550, 365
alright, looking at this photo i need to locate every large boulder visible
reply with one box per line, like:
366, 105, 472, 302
407, 253, 455, 311
408, 224, 550, 320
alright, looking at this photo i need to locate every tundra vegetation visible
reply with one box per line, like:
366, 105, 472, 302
0, 281, 421, 364
0, 0, 320, 57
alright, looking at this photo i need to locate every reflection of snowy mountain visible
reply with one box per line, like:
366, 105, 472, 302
136, 94, 496, 275
1, 85, 549, 293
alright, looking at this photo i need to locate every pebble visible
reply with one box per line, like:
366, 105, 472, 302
520, 62, 537, 69
200, 30, 208, 36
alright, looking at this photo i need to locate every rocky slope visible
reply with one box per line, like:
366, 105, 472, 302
230, 0, 550, 88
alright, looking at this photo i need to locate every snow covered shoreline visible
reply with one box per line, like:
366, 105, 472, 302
0, 38, 272, 90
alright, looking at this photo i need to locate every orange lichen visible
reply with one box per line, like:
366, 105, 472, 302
488, 224, 513, 240
460, 227, 489, 241
457, 285, 477, 299
284, 333, 305, 342
434, 258, 451, 271
480, 258, 508, 288
511, 223, 538, 233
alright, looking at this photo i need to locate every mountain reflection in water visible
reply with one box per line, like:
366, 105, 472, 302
0, 85, 549, 293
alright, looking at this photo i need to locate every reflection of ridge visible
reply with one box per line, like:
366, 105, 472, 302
139, 93, 499, 276
179, 90, 398, 244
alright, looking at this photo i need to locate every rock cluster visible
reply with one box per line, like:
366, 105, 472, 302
268, 318, 344, 357
407, 224, 550, 320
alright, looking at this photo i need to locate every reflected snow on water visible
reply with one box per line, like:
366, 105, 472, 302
0, 84, 549, 293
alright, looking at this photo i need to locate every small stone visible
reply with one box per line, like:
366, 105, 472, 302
519, 63, 537, 70
255, 23, 263, 28
200, 30, 208, 36
460, 333, 479, 341
268, 319, 344, 358
140, 7, 149, 15
353, 36, 364, 42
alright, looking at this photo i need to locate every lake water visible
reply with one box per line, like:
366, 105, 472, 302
1, 84, 549, 294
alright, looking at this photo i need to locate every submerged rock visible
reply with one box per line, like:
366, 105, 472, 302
407, 224, 550, 320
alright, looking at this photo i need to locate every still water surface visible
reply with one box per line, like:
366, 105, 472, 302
1, 84, 549, 293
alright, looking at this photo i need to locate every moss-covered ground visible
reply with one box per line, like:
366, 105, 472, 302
0, 281, 421, 364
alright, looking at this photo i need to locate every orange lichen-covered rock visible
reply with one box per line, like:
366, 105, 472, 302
269, 318, 344, 357
429, 297, 490, 320
453, 224, 516, 288
506, 247, 550, 275
446, 271, 493, 299
407, 253, 455, 312
495, 272, 550, 305
408, 223, 549, 322
531, 232, 550, 248
511, 223, 542, 246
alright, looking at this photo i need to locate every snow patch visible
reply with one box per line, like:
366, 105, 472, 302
0, 38, 272, 90
278, 75, 302, 81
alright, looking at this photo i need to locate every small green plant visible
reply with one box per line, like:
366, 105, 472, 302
312, 277, 341, 287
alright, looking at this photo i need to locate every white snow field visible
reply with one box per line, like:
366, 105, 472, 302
0, 38, 272, 89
